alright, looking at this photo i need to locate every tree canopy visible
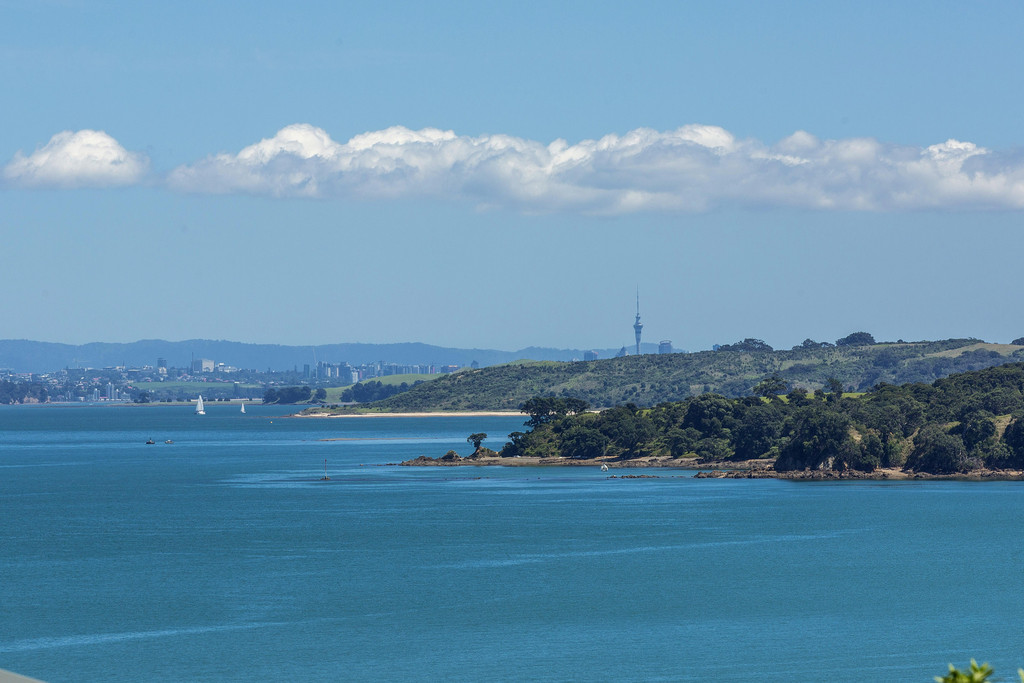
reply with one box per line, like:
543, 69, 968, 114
836, 331, 876, 346
495, 362, 1024, 475
0, 380, 48, 405
263, 386, 312, 404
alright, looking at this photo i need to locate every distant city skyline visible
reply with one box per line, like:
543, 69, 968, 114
4, 2, 1024, 351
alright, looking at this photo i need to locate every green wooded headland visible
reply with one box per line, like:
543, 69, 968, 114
307, 337, 1024, 413
467, 361, 1024, 476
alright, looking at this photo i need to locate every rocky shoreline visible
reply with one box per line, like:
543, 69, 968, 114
397, 453, 1024, 481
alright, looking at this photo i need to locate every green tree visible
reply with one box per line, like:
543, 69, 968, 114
785, 387, 810, 406
752, 375, 788, 401
935, 659, 994, 683
560, 426, 609, 460
719, 338, 773, 352
775, 406, 856, 471
906, 425, 969, 474
825, 377, 844, 403
562, 397, 591, 415
1002, 416, 1024, 467
666, 427, 701, 458
520, 396, 590, 427
596, 405, 655, 458
836, 331, 876, 346
467, 432, 488, 449
682, 394, 735, 436
954, 412, 996, 452
520, 397, 561, 427
732, 404, 782, 460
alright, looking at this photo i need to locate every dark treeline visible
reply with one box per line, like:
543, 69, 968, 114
499, 364, 1024, 475
263, 380, 421, 404
263, 386, 321, 404
339, 380, 420, 404
0, 380, 48, 405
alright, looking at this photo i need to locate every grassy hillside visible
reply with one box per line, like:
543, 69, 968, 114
305, 374, 441, 403
339, 338, 1024, 412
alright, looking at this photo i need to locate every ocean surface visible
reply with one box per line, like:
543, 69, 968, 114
2, 404, 1023, 682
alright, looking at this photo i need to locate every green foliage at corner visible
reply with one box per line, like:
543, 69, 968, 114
936, 660, 993, 683
351, 338, 1024, 412
496, 362, 1024, 475
936, 660, 1024, 683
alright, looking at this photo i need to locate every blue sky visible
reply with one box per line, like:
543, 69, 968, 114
3, 1, 1024, 353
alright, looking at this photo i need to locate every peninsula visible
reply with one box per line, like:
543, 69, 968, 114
300, 336, 1024, 414
401, 362, 1024, 478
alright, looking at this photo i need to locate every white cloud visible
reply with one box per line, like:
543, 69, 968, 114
167, 123, 1024, 212
13, 124, 1024, 211
3, 130, 148, 188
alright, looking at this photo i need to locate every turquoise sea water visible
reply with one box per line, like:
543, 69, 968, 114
2, 404, 1024, 682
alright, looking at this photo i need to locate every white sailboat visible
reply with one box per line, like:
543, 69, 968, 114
240, 402, 246, 414
195, 394, 206, 415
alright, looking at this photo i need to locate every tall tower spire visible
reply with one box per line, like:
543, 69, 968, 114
633, 289, 643, 355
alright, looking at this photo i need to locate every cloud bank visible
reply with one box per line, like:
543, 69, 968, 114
167, 124, 1024, 212
9, 124, 1024, 211
3, 130, 148, 188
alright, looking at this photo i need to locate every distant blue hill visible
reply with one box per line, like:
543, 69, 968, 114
0, 339, 657, 374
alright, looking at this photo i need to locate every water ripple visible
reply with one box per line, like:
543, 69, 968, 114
0, 620, 290, 654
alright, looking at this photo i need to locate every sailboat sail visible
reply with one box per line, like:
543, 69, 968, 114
195, 395, 206, 415
240, 402, 246, 414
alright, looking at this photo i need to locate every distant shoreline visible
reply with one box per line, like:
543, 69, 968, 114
293, 410, 523, 418
397, 454, 1024, 481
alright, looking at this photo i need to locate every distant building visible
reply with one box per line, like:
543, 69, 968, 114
658, 340, 673, 354
156, 357, 167, 369
616, 346, 628, 358
583, 350, 599, 361
192, 358, 214, 373
633, 291, 643, 355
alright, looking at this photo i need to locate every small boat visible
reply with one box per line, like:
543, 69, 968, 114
145, 439, 155, 445
240, 402, 245, 414
195, 395, 206, 416
164, 440, 174, 444
600, 464, 609, 472
320, 458, 330, 481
